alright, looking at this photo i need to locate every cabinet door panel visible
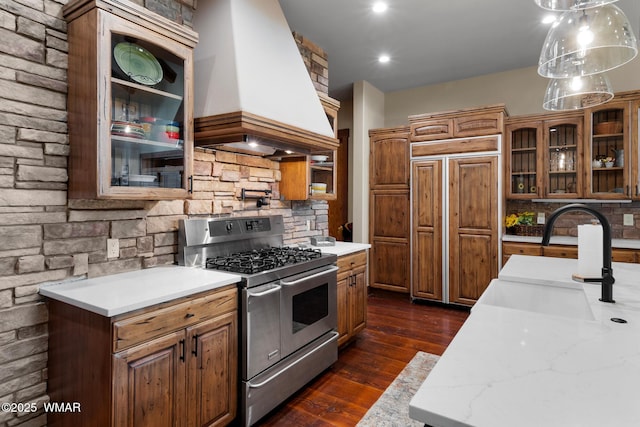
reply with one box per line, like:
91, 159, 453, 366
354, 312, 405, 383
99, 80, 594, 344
187, 312, 237, 427
370, 134, 409, 187
449, 156, 499, 306
113, 331, 186, 427
371, 191, 409, 238
412, 160, 443, 300
336, 277, 349, 346
370, 240, 409, 292
350, 266, 368, 336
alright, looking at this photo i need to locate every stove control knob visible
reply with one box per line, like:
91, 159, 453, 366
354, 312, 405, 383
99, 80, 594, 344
225, 222, 233, 232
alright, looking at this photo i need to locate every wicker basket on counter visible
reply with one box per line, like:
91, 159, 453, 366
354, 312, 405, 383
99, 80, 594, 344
513, 224, 544, 236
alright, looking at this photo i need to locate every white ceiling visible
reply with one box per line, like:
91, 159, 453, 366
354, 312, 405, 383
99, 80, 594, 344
278, 0, 640, 101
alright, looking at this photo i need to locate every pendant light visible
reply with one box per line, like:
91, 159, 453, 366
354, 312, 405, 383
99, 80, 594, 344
542, 73, 613, 110
538, 4, 638, 79
535, 0, 619, 11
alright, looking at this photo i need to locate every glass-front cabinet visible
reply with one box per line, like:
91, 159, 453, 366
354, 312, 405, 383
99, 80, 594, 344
505, 122, 542, 199
505, 114, 582, 199
544, 117, 582, 198
64, 0, 197, 199
585, 101, 631, 199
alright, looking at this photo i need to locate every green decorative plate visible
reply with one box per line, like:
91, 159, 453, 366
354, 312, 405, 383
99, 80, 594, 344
113, 42, 163, 86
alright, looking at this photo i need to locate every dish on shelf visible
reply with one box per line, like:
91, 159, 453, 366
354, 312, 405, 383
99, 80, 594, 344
311, 182, 327, 193
113, 42, 163, 86
310, 155, 329, 162
110, 121, 145, 139
593, 121, 622, 135
129, 174, 157, 182
311, 162, 333, 167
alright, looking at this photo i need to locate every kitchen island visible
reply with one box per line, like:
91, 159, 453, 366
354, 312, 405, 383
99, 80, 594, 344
409, 255, 640, 427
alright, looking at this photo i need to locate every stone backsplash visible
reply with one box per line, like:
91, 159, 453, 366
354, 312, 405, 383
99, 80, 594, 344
0, 1, 328, 426
506, 200, 640, 240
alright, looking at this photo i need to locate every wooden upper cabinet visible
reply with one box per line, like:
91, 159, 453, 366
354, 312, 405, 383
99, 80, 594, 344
505, 121, 543, 199
504, 112, 583, 199
633, 99, 640, 199
409, 104, 505, 142
279, 94, 340, 201
585, 100, 632, 199
543, 116, 583, 198
369, 127, 410, 189
63, 0, 198, 200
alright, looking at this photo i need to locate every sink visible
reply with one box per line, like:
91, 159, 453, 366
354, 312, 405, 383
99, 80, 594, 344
477, 279, 595, 320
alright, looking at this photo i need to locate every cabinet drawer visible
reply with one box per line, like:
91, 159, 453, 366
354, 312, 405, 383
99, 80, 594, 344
542, 245, 578, 259
503, 242, 543, 256
113, 286, 237, 352
337, 251, 367, 271
409, 118, 453, 142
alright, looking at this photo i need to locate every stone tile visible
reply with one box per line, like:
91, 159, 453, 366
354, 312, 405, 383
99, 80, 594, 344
16, 164, 67, 182
145, 200, 183, 216
111, 219, 146, 239
0, 225, 42, 250
42, 236, 105, 255
146, 214, 185, 234
88, 258, 141, 278
0, 303, 47, 334
43, 222, 109, 239
16, 255, 44, 274
0, 189, 66, 206
154, 232, 176, 247
0, 352, 47, 383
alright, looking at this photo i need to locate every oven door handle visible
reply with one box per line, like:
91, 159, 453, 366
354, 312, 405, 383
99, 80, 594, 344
280, 266, 339, 286
247, 284, 282, 297
247, 331, 339, 389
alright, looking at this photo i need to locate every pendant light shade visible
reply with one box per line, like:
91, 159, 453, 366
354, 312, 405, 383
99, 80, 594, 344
538, 4, 638, 78
535, 0, 619, 11
542, 73, 613, 110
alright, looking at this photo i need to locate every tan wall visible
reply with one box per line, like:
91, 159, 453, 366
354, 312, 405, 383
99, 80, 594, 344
384, 57, 640, 127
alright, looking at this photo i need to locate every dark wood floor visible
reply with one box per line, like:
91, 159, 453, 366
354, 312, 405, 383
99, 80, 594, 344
257, 289, 470, 426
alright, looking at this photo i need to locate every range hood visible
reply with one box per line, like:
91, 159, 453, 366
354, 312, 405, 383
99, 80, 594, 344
192, 0, 339, 156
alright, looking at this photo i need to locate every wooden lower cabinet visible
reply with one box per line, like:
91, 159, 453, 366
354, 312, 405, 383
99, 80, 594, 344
48, 285, 238, 427
502, 241, 639, 265
369, 190, 410, 293
337, 250, 368, 347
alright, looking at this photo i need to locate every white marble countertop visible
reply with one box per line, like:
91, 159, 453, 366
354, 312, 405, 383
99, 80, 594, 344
307, 241, 371, 257
503, 234, 640, 250
39, 266, 241, 317
409, 255, 640, 427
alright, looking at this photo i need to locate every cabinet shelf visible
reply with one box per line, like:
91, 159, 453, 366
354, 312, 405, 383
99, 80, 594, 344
111, 135, 184, 151
511, 147, 536, 152
592, 133, 623, 139
112, 77, 184, 101
593, 166, 623, 171
548, 144, 577, 149
511, 171, 537, 175
548, 170, 577, 174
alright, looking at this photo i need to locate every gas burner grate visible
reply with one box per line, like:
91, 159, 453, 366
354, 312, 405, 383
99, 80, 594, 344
206, 247, 322, 274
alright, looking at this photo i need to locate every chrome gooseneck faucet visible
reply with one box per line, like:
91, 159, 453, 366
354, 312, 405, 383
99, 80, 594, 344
541, 203, 615, 303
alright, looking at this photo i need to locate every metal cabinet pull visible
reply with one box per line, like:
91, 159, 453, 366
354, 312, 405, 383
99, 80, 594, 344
192, 334, 198, 356
185, 313, 195, 319
179, 339, 185, 362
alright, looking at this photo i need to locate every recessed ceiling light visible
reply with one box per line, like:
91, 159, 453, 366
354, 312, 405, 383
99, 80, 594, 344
372, 2, 388, 14
378, 54, 390, 63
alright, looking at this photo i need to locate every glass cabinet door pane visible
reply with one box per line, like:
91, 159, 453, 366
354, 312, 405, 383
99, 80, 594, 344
590, 108, 625, 195
547, 124, 578, 195
110, 33, 186, 190
510, 127, 538, 196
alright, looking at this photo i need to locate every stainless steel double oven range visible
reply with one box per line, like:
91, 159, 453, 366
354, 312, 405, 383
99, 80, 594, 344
178, 215, 338, 426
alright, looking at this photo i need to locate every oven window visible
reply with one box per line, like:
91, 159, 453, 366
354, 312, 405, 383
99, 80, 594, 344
292, 284, 328, 334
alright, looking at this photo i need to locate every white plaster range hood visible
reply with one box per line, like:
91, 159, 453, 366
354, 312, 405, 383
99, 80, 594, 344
192, 0, 339, 156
